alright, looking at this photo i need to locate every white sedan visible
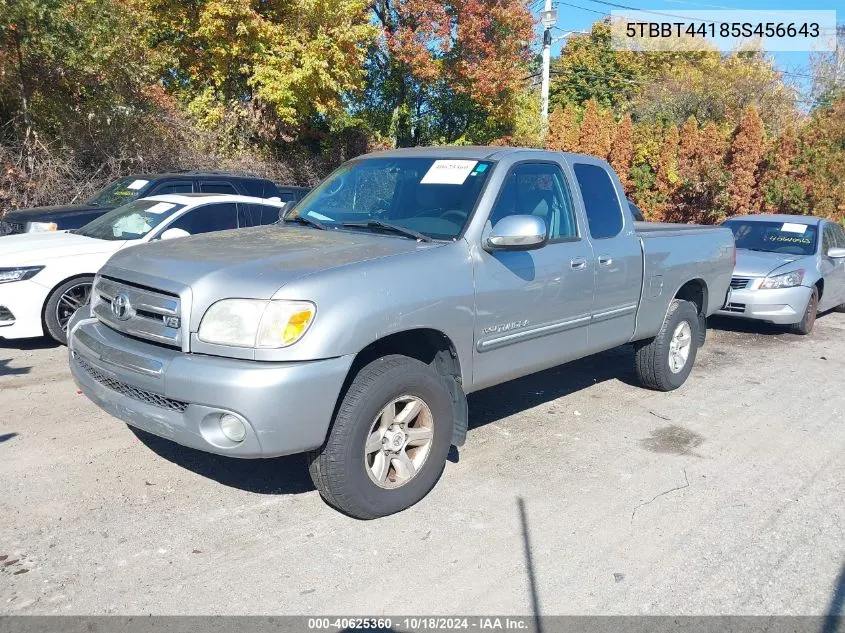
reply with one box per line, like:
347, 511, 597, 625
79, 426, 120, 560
0, 193, 287, 344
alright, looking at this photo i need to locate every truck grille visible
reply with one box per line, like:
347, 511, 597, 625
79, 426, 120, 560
730, 277, 752, 290
74, 353, 188, 412
92, 276, 183, 348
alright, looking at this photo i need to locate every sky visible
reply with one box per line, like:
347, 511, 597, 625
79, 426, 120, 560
533, 0, 843, 94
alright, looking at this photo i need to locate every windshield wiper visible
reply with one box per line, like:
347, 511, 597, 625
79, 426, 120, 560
282, 214, 326, 230
341, 220, 432, 243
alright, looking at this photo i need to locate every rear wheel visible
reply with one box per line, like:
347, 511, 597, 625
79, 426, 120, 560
308, 355, 454, 519
43, 276, 94, 345
634, 299, 700, 392
791, 287, 818, 335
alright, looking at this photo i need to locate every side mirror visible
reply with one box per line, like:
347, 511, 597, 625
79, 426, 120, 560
828, 247, 845, 259
485, 215, 548, 252
159, 227, 191, 241
278, 202, 292, 221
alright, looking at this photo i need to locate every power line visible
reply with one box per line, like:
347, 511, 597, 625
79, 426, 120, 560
554, 1, 609, 17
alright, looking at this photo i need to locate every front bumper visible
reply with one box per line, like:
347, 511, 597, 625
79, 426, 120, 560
716, 283, 813, 325
0, 279, 48, 339
68, 316, 354, 458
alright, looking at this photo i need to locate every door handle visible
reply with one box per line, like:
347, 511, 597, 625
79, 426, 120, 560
598, 255, 613, 266
570, 257, 587, 270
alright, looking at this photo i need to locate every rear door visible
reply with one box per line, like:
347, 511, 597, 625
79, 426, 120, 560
471, 160, 595, 389
570, 161, 643, 353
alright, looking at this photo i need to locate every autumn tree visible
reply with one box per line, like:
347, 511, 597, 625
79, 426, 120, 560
727, 106, 765, 217
578, 99, 612, 158
795, 97, 845, 221
367, 0, 535, 146
139, 0, 377, 138
546, 103, 580, 152
761, 124, 806, 215
654, 124, 679, 219
608, 114, 634, 191
678, 117, 699, 182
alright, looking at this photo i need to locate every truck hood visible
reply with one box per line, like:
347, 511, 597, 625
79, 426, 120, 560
734, 249, 810, 278
5, 203, 111, 223
103, 225, 444, 304
0, 231, 126, 266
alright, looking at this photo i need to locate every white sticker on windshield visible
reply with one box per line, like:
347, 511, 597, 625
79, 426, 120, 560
145, 202, 175, 215
126, 179, 149, 190
781, 223, 808, 234
421, 160, 478, 185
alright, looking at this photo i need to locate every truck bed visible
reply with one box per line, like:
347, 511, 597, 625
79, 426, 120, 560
632, 222, 735, 342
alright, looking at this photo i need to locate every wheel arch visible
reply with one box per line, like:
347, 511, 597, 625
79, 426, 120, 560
333, 328, 468, 448
670, 278, 708, 346
41, 273, 96, 331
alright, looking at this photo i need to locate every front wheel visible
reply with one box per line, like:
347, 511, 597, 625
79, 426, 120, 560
43, 276, 94, 345
308, 355, 454, 519
634, 299, 700, 392
791, 287, 818, 335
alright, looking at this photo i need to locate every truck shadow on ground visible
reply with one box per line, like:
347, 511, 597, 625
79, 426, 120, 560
130, 345, 636, 495
0, 358, 31, 376
467, 344, 636, 432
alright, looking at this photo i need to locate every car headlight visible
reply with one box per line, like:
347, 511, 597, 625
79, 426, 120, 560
759, 269, 805, 289
28, 221, 58, 233
198, 299, 316, 348
0, 266, 45, 284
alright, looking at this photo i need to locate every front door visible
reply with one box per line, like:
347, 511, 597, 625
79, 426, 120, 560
571, 162, 642, 353
819, 222, 845, 311
472, 161, 595, 390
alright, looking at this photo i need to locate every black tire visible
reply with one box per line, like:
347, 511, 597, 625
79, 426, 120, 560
308, 355, 454, 519
791, 287, 818, 335
43, 276, 95, 345
634, 299, 700, 392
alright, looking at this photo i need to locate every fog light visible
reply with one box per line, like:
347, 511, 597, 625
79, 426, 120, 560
219, 414, 246, 443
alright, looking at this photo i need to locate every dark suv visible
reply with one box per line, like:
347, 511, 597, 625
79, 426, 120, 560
0, 172, 308, 235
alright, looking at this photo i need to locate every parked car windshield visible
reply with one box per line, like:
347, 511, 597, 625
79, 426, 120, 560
76, 199, 184, 241
87, 176, 150, 206
722, 219, 818, 256
292, 157, 494, 240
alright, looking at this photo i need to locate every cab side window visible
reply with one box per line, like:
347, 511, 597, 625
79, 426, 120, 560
165, 203, 239, 235
488, 162, 578, 240
152, 181, 193, 195
199, 181, 239, 195
573, 163, 624, 239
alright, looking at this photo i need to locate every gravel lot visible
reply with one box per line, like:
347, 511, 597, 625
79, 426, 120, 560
1, 314, 844, 616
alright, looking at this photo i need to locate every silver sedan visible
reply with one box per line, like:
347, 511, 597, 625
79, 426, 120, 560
717, 214, 845, 334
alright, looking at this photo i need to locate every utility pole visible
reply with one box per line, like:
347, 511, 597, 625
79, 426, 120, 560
540, 1, 557, 129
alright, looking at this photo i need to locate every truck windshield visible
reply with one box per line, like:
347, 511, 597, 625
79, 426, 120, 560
722, 220, 818, 256
291, 157, 494, 240
87, 176, 150, 206
77, 199, 184, 241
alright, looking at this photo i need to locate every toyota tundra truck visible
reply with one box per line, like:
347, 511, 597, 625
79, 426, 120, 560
68, 147, 734, 519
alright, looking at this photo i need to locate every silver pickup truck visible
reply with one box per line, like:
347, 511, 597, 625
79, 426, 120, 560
68, 147, 734, 518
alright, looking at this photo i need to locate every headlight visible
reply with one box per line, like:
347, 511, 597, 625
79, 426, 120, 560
198, 299, 315, 348
759, 269, 805, 289
28, 221, 58, 233
0, 266, 45, 284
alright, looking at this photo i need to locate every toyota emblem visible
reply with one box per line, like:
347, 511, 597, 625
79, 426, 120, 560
111, 293, 132, 321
